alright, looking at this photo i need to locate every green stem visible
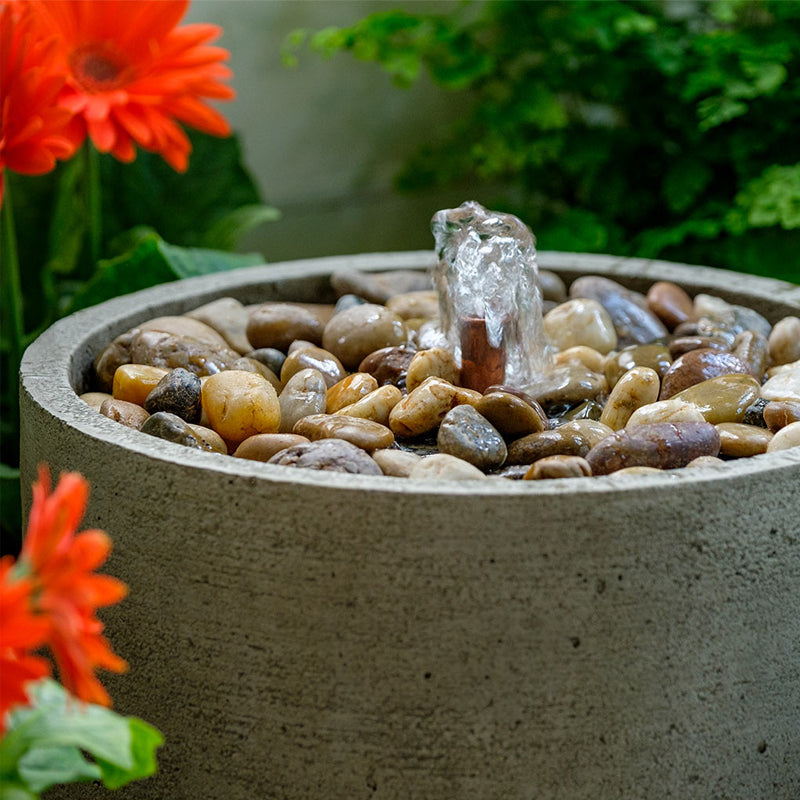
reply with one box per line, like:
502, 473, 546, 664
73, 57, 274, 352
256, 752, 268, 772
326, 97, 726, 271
86, 142, 102, 270
1, 172, 25, 462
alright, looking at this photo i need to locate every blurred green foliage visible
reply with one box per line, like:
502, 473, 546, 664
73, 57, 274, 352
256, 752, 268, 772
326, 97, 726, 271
292, 0, 800, 283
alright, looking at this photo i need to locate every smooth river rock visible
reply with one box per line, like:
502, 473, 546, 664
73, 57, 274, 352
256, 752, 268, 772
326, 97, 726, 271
543, 298, 618, 355
278, 369, 328, 433
671, 374, 760, 424
523, 454, 592, 480
140, 411, 205, 450
389, 377, 481, 438
437, 405, 507, 471
187, 297, 251, 354
293, 414, 395, 452
143, 367, 202, 423
99, 398, 150, 430
659, 348, 750, 400
267, 438, 383, 475
408, 453, 486, 481
246, 303, 327, 351
322, 304, 407, 369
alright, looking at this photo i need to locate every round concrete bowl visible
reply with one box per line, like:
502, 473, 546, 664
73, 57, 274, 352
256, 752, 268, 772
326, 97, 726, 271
20, 252, 800, 800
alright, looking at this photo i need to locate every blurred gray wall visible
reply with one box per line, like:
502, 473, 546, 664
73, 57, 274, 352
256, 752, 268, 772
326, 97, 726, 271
186, 0, 477, 262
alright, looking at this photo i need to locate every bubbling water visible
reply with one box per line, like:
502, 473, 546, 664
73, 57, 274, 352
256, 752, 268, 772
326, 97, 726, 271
431, 201, 548, 392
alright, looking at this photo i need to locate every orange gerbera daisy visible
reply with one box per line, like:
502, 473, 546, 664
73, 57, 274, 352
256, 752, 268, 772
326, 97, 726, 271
20, 465, 129, 707
0, 0, 83, 205
0, 558, 51, 731
31, 0, 235, 172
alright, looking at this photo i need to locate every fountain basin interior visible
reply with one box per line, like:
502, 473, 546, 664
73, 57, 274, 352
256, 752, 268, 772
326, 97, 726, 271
20, 251, 800, 800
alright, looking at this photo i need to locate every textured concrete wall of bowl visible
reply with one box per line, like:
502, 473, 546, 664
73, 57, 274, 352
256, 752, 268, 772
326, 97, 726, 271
185, 0, 478, 261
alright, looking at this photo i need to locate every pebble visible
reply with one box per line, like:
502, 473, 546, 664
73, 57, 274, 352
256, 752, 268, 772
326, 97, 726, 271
230, 357, 282, 392
670, 374, 760, 424
538, 270, 568, 303
187, 424, 228, 454
763, 400, 800, 432
524, 455, 592, 480
556, 419, 615, 449
437, 405, 507, 470
267, 438, 384, 475
358, 345, 417, 388
543, 298, 618, 354
201, 370, 281, 445
668, 335, 731, 359
716, 423, 773, 458
408, 453, 487, 481
560, 400, 604, 422
569, 275, 668, 345
141, 411, 205, 450
334, 294, 366, 314
523, 364, 608, 407
245, 347, 286, 377
742, 398, 771, 428
599, 367, 661, 430
552, 346, 607, 374
389, 377, 480, 438
331, 269, 431, 304
646, 281, 695, 330
187, 297, 251, 354
768, 316, 800, 365
334, 385, 403, 426
371, 448, 422, 477
326, 373, 379, 413
686, 455, 726, 468
80, 391, 113, 410
293, 414, 395, 452
760, 368, 800, 403
585, 421, 721, 475
100, 398, 150, 430
604, 344, 672, 388
280, 346, 345, 389
143, 367, 202, 422
405, 347, 460, 391
608, 466, 668, 477
766, 421, 800, 453
246, 303, 327, 351
626, 398, 706, 427
112, 364, 169, 406
732, 330, 769, 380
659, 348, 750, 400
506, 427, 594, 465
322, 304, 407, 369
278, 369, 328, 433
131, 328, 242, 376
475, 390, 548, 439
385, 290, 439, 320
233, 433, 310, 461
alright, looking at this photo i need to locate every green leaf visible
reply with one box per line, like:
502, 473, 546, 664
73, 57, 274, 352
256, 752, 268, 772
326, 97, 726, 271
65, 234, 264, 314
734, 163, 800, 230
662, 158, 713, 213
201, 204, 281, 251
0, 680, 163, 793
45, 157, 88, 277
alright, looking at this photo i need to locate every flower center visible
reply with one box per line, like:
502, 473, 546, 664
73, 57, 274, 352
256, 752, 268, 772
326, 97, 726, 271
70, 45, 128, 92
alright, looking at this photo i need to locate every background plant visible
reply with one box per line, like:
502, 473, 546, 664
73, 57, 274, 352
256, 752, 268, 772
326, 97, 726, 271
290, 0, 800, 282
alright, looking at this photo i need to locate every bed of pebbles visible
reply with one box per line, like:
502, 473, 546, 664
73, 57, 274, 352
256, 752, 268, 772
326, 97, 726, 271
81, 268, 800, 481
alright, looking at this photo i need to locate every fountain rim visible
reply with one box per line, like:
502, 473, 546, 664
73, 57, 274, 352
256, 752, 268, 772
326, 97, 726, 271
20, 250, 800, 499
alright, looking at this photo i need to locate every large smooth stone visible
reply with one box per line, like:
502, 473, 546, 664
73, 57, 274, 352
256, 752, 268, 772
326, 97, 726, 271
437, 405, 507, 471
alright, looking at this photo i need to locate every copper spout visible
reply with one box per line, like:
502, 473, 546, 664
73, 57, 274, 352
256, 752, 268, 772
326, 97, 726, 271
459, 315, 505, 392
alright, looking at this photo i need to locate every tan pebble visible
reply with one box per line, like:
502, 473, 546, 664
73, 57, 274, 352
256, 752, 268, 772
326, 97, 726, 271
608, 466, 666, 477
408, 454, 486, 481
475, 390, 548, 439
671, 374, 760, 424
768, 317, 800, 366
385, 290, 439, 320
79, 391, 113, 410
140, 315, 231, 349
732, 330, 769, 380
604, 344, 672, 388
230, 357, 282, 392
334, 385, 403, 426
686, 455, 726, 468
544, 298, 617, 355
405, 348, 460, 391
112, 364, 169, 406
693, 293, 736, 328
556, 419, 614, 449
371, 448, 421, 477
186, 297, 251, 354
201, 370, 280, 445
552, 346, 607, 374
187, 424, 228, 454
760, 367, 800, 403
523, 455, 592, 480
763, 400, 800, 432
278, 368, 327, 433
293, 414, 394, 452
715, 423, 773, 458
287, 339, 317, 354
506, 427, 593, 465
233, 433, 310, 461
523, 364, 608, 406
766, 421, 800, 453
246, 303, 327, 350
280, 346, 345, 389
322, 304, 407, 370
99, 398, 150, 429
389, 377, 468, 438
600, 367, 661, 430
326, 373, 379, 413
626, 398, 706, 427
646, 281, 695, 331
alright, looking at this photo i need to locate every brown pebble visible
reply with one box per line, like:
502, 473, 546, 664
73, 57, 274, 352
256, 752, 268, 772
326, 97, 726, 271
246, 303, 326, 351
358, 345, 417, 389
668, 335, 731, 359
659, 348, 750, 400
234, 433, 310, 461
293, 414, 395, 452
763, 400, 800, 432
716, 423, 773, 458
475, 390, 548, 439
523, 455, 592, 480
506, 427, 594, 466
99, 398, 150, 430
646, 281, 695, 331
280, 346, 345, 389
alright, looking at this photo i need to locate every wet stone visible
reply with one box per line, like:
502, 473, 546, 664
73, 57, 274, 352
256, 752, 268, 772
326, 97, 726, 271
538, 270, 568, 303
267, 438, 383, 475
234, 433, 310, 462
371, 448, 422, 477
553, 346, 607, 374
406, 348, 460, 392
586, 421, 720, 474
278, 369, 328, 433
524, 455, 592, 480
671, 374, 760, 424
742, 398, 771, 429
543, 298, 618, 355
80, 391, 113, 411
768, 316, 800, 366
144, 367, 202, 423
475, 390, 548, 439
326, 373, 379, 413
334, 294, 367, 314
766, 421, 800, 453
506, 427, 594, 466
322, 304, 407, 370
141, 411, 205, 450
732, 330, 769, 380
524, 364, 608, 408
408, 454, 486, 481
246, 303, 326, 351
760, 367, 800, 403
716, 423, 773, 458
600, 366, 661, 430
392, 431, 440, 457
437, 405, 507, 471
604, 344, 672, 388
389, 377, 480, 438
626, 398, 706, 428
659, 348, 750, 400
763, 400, 800, 432
112, 364, 169, 406
334, 385, 403, 426
187, 297, 251, 354
646, 281, 695, 331
358, 345, 417, 389
686, 455, 726, 468
569, 275, 668, 346
280, 346, 345, 389
187, 424, 228, 454
245, 348, 286, 378
560, 400, 604, 422
331, 269, 432, 304
667, 335, 731, 360
555, 419, 615, 449
385, 290, 439, 321
128, 329, 241, 377
293, 414, 395, 452
100, 398, 150, 430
